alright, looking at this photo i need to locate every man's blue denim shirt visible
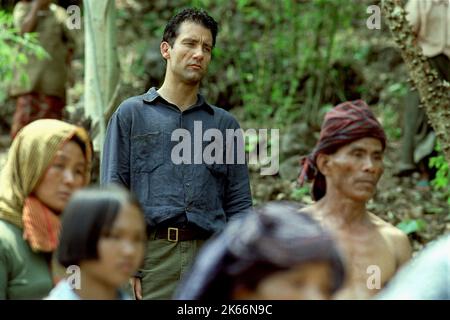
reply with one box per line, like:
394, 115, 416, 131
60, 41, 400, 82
101, 88, 253, 234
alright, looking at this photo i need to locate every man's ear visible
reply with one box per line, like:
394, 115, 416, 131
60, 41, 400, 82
160, 42, 171, 60
317, 153, 331, 176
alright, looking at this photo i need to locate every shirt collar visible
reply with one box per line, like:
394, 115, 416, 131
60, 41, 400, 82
143, 87, 214, 114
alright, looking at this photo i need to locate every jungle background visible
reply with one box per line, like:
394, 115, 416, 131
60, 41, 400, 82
0, 0, 449, 252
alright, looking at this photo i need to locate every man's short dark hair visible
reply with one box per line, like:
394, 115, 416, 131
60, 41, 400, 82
162, 8, 218, 47
57, 185, 144, 268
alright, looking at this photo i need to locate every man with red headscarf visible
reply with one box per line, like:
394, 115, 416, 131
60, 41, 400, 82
298, 100, 412, 300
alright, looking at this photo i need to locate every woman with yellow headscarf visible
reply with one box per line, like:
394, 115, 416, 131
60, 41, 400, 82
0, 119, 92, 299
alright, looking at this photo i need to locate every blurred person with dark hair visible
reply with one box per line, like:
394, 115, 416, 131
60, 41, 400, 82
0, 119, 91, 299
175, 201, 346, 300
396, 0, 450, 186
298, 100, 412, 299
101, 8, 252, 299
46, 186, 147, 300
9, 0, 76, 138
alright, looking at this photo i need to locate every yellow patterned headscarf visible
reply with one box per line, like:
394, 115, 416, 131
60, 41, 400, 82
0, 119, 92, 232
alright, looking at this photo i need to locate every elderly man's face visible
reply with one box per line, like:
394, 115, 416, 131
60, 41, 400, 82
323, 137, 384, 202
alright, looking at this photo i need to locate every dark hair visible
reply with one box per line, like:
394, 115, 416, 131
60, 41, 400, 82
162, 8, 218, 47
57, 185, 144, 268
175, 201, 346, 300
69, 134, 87, 157
312, 142, 350, 201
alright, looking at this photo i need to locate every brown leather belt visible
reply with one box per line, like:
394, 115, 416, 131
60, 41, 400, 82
154, 226, 210, 242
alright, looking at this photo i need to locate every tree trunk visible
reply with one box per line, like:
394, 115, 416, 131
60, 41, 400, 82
381, 0, 450, 163
84, 0, 120, 152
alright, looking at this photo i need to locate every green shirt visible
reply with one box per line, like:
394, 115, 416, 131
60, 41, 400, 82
0, 220, 53, 300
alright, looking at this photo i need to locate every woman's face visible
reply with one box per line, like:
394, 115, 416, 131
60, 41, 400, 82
34, 140, 86, 213
81, 204, 146, 290
234, 261, 334, 300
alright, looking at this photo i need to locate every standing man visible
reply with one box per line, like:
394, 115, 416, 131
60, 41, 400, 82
396, 0, 450, 183
298, 100, 412, 299
101, 8, 253, 300
10, 0, 75, 138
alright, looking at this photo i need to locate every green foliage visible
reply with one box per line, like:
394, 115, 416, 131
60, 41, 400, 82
379, 103, 402, 140
0, 10, 48, 103
290, 186, 310, 201
429, 143, 450, 204
245, 133, 258, 153
126, 1, 369, 127
387, 82, 408, 96
396, 218, 427, 235
375, 81, 408, 141
225, 0, 366, 127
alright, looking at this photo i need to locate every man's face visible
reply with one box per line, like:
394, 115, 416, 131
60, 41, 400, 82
322, 137, 384, 203
163, 21, 213, 85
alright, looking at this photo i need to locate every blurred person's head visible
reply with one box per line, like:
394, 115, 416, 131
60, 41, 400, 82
175, 201, 345, 300
298, 100, 386, 202
0, 119, 91, 252
57, 185, 146, 298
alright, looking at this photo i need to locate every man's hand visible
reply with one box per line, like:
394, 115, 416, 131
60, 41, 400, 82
21, 0, 52, 33
34, 0, 53, 10
130, 277, 142, 300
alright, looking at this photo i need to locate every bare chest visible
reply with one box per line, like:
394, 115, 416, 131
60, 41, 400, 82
332, 229, 398, 299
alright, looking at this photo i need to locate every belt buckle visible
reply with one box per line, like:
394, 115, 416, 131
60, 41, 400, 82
167, 227, 179, 242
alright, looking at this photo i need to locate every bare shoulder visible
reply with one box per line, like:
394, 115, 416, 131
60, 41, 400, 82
367, 212, 408, 241
368, 212, 412, 266
298, 204, 322, 222
299, 204, 315, 213
368, 212, 397, 231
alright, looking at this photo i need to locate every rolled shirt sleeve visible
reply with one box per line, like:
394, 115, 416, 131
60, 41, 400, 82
223, 117, 253, 221
101, 107, 131, 188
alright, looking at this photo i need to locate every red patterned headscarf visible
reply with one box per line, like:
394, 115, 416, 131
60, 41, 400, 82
298, 100, 386, 201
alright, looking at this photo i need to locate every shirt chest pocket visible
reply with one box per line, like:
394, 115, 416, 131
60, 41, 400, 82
131, 132, 164, 173
205, 163, 228, 187
204, 163, 227, 200
206, 163, 227, 177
